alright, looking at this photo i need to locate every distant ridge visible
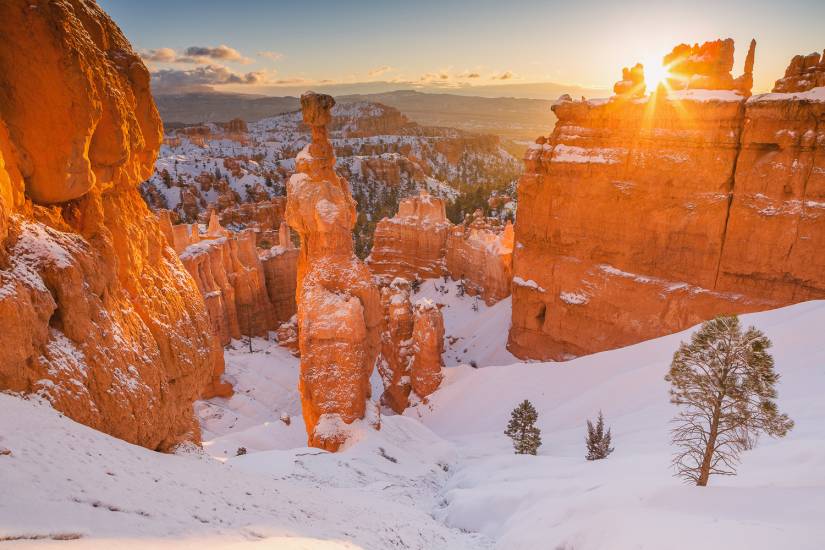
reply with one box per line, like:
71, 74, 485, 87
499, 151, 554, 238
153, 87, 609, 142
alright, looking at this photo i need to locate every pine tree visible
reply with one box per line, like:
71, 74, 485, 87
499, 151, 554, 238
666, 315, 793, 486
504, 400, 542, 455
585, 411, 614, 460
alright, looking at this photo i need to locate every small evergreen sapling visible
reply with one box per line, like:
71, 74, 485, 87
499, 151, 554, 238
585, 411, 614, 460
505, 400, 542, 455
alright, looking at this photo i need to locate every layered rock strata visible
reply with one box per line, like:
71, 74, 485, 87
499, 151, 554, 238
377, 281, 445, 413
445, 214, 514, 305
285, 92, 383, 451
509, 40, 825, 360
368, 192, 450, 280
369, 194, 514, 304
0, 0, 225, 449
160, 211, 297, 347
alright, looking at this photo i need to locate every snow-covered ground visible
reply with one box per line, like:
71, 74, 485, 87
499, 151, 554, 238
2, 294, 823, 549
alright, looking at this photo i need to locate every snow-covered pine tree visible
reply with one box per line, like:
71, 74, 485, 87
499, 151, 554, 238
504, 400, 542, 455
585, 411, 614, 460
666, 315, 794, 486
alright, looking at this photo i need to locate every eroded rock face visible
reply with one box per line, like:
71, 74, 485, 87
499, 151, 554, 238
410, 299, 444, 400
508, 42, 825, 361
0, 0, 224, 449
614, 63, 646, 98
368, 192, 450, 280
376, 281, 445, 413
378, 280, 416, 413
445, 214, 514, 305
286, 92, 382, 451
161, 213, 297, 349
773, 50, 825, 93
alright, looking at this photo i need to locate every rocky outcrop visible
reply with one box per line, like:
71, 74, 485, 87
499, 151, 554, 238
614, 63, 646, 98
378, 280, 416, 413
286, 92, 383, 451
161, 212, 297, 347
369, 194, 514, 304
0, 0, 225, 449
261, 222, 299, 323
773, 50, 825, 93
508, 40, 825, 361
409, 299, 444, 400
368, 192, 450, 280
445, 214, 514, 305
377, 281, 444, 413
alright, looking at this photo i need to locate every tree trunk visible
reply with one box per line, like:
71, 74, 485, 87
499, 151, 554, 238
697, 401, 722, 486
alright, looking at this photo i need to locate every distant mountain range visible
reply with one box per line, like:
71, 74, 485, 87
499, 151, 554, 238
154, 84, 608, 143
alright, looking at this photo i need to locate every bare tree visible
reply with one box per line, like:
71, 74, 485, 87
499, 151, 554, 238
666, 315, 793, 486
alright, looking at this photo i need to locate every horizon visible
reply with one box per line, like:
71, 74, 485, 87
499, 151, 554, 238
100, 0, 825, 99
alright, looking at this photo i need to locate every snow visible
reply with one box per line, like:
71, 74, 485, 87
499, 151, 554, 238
666, 89, 746, 102
559, 290, 589, 305
512, 276, 545, 292
2, 294, 824, 549
750, 86, 825, 103
552, 144, 624, 165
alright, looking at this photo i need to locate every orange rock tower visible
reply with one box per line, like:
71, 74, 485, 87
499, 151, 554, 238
286, 92, 383, 451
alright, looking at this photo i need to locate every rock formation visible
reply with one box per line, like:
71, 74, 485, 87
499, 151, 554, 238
0, 0, 226, 449
773, 50, 825, 93
376, 280, 445, 413
286, 92, 383, 451
613, 63, 646, 98
409, 299, 445, 400
368, 192, 451, 280
160, 212, 297, 347
378, 280, 416, 413
369, 193, 514, 304
445, 213, 514, 305
509, 40, 825, 361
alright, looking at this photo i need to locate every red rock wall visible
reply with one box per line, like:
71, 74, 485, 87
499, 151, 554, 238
368, 192, 450, 280
445, 220, 514, 305
509, 55, 825, 360
0, 0, 225, 450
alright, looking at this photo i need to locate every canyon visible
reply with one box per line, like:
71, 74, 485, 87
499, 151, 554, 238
509, 39, 825, 360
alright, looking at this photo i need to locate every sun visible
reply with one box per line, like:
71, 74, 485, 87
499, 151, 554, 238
643, 56, 671, 90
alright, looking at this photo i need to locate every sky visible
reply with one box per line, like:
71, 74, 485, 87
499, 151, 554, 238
99, 0, 825, 98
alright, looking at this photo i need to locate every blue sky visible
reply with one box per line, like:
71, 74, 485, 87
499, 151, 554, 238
99, 0, 825, 95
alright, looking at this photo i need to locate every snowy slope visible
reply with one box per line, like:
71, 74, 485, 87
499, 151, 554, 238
0, 387, 488, 548
1, 297, 823, 549
417, 299, 825, 549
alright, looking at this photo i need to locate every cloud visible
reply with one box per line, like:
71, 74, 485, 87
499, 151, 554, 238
140, 45, 252, 65
459, 72, 481, 79
491, 71, 514, 80
140, 48, 177, 63
418, 72, 450, 83
257, 51, 284, 61
368, 65, 393, 77
151, 65, 267, 93
184, 45, 251, 64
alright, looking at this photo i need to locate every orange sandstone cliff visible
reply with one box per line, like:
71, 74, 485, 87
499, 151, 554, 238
368, 192, 451, 280
0, 0, 225, 449
369, 192, 514, 304
509, 40, 825, 361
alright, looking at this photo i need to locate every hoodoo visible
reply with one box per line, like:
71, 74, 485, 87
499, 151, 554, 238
285, 92, 384, 451
509, 39, 825, 361
0, 0, 226, 449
